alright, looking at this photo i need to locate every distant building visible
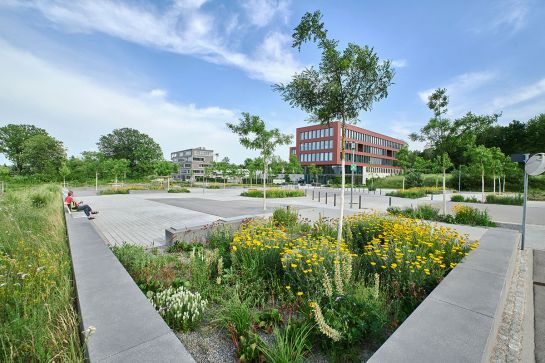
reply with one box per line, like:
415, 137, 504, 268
170, 147, 214, 181
291, 121, 406, 183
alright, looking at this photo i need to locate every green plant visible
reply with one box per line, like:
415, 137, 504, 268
98, 188, 130, 195
256, 308, 282, 332
261, 319, 313, 363
486, 194, 523, 205
237, 331, 264, 363
217, 295, 255, 336
450, 194, 479, 203
387, 205, 440, 221
241, 188, 305, 198
168, 187, 190, 193
452, 205, 496, 226
405, 171, 423, 188
166, 241, 203, 253
30, 191, 51, 208
147, 286, 207, 332
111, 243, 181, 293
206, 185, 221, 189
0, 185, 82, 362
272, 207, 299, 228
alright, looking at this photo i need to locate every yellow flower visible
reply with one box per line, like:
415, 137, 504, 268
285, 285, 291, 290
297, 291, 304, 296
291, 263, 297, 268
232, 246, 237, 251
370, 262, 376, 266
391, 263, 397, 269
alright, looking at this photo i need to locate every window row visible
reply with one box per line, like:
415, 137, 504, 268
300, 139, 333, 151
368, 167, 400, 174
300, 152, 333, 163
344, 129, 402, 149
344, 154, 394, 166
300, 127, 334, 140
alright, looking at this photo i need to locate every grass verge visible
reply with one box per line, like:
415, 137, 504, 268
0, 185, 82, 362
241, 188, 305, 198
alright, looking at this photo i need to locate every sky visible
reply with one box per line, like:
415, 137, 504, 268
1, 0, 544, 164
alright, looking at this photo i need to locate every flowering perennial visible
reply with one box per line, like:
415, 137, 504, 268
147, 286, 207, 332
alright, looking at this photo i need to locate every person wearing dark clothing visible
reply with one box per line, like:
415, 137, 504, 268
64, 191, 98, 220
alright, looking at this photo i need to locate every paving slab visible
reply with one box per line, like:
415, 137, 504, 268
536, 285, 545, 363
534, 250, 545, 285
369, 297, 492, 363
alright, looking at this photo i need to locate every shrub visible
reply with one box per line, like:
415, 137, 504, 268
387, 205, 440, 221
206, 185, 221, 189
272, 207, 299, 228
450, 195, 479, 203
452, 205, 495, 227
207, 223, 234, 268
486, 194, 523, 205
241, 188, 305, 198
386, 189, 426, 199
99, 188, 130, 195
405, 171, 423, 188
147, 286, 207, 332
166, 241, 203, 253
168, 187, 190, 193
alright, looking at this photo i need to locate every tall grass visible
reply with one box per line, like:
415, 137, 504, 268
0, 185, 83, 362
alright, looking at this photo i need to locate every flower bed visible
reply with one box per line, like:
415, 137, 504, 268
387, 204, 496, 227
386, 186, 443, 199
112, 211, 477, 361
241, 188, 305, 198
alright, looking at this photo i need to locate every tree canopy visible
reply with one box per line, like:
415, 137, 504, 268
0, 124, 48, 173
97, 128, 163, 174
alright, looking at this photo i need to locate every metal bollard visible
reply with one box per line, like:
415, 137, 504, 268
318, 192, 321, 202
431, 194, 433, 201
326, 193, 328, 204
334, 194, 336, 206
374, 190, 376, 195
380, 189, 382, 195
312, 190, 315, 200
389, 197, 392, 206
359, 195, 361, 209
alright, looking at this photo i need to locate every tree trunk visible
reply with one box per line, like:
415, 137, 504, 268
402, 176, 405, 190
63, 176, 66, 188
442, 168, 447, 215
95, 171, 98, 191
263, 162, 267, 211
503, 175, 506, 193
481, 166, 485, 204
337, 125, 346, 248
493, 174, 496, 194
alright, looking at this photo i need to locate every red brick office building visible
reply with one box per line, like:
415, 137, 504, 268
290, 121, 406, 183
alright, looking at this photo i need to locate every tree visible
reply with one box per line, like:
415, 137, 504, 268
153, 160, 179, 177
274, 10, 394, 245
0, 124, 48, 173
227, 113, 292, 210
307, 164, 322, 183
214, 157, 232, 188
467, 145, 492, 203
287, 154, 303, 174
97, 128, 163, 174
60, 162, 70, 187
489, 147, 505, 194
102, 158, 130, 184
20, 134, 66, 177
436, 153, 453, 215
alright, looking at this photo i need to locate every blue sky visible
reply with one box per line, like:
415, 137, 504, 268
1, 0, 544, 164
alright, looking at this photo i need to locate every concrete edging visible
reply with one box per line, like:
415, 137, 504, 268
64, 209, 195, 362
369, 227, 520, 363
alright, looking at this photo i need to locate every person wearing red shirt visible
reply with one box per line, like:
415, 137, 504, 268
64, 191, 98, 220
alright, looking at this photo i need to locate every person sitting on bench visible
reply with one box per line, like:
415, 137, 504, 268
64, 191, 98, 220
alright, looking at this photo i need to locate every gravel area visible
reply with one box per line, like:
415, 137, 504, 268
489, 249, 529, 362
177, 325, 236, 363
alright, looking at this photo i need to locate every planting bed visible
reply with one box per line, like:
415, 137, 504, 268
112, 209, 478, 362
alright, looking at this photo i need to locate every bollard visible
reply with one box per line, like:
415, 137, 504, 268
374, 190, 376, 195
318, 192, 321, 202
380, 189, 382, 195
389, 197, 392, 207
304, 189, 307, 196
431, 194, 433, 201
326, 193, 328, 204
312, 190, 315, 200
334, 194, 336, 207
359, 195, 361, 209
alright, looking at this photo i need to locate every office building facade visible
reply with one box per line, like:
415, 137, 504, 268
170, 147, 214, 181
292, 121, 406, 183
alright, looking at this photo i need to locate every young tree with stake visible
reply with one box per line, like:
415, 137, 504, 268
437, 153, 452, 215
274, 10, 394, 246
227, 113, 292, 211
467, 145, 492, 203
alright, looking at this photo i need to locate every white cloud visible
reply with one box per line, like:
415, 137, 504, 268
4, 0, 302, 83
0, 40, 264, 163
391, 59, 407, 68
490, 77, 545, 110
473, 0, 529, 34
418, 70, 497, 104
241, 0, 290, 27
149, 89, 167, 98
